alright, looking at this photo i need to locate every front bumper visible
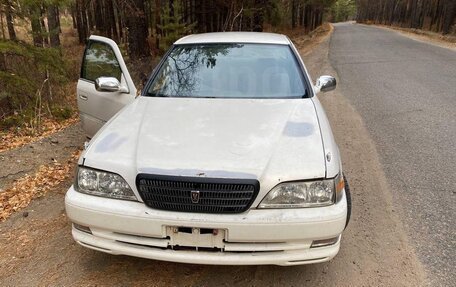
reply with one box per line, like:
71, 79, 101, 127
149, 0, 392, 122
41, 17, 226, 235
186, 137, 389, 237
65, 186, 347, 266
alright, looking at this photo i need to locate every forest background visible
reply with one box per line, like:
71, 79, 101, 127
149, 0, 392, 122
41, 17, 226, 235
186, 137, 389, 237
0, 0, 454, 138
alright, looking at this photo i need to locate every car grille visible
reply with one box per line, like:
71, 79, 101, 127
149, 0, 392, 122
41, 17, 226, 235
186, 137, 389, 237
136, 174, 260, 213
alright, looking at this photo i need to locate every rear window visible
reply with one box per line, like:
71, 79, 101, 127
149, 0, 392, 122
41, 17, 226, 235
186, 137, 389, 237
146, 43, 307, 99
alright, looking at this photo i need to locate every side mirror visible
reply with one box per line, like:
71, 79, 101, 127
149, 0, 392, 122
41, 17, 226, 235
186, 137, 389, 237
316, 75, 337, 93
95, 77, 126, 92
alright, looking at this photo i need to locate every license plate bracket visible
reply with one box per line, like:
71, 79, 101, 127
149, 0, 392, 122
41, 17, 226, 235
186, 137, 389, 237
166, 226, 225, 249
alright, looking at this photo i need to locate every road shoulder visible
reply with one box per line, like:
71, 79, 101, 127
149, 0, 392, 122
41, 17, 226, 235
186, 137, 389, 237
360, 23, 456, 51
301, 29, 427, 286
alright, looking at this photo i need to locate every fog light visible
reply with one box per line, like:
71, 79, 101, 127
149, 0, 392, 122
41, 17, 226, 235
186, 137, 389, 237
311, 236, 339, 248
73, 223, 92, 234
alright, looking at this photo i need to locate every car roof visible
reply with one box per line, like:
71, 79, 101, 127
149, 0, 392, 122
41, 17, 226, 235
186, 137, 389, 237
174, 32, 290, 45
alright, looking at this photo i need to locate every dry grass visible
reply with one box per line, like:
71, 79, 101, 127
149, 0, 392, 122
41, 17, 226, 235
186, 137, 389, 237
0, 149, 81, 221
264, 22, 332, 40
263, 22, 333, 57
288, 23, 333, 55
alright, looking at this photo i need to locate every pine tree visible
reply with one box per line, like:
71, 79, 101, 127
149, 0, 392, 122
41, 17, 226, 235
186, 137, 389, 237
158, 1, 195, 51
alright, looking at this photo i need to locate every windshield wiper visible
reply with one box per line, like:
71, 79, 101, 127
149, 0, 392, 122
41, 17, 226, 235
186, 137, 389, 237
146, 92, 171, 97
146, 93, 218, 98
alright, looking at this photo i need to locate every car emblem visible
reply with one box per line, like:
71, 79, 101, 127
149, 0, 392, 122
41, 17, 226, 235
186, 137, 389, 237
191, 190, 200, 203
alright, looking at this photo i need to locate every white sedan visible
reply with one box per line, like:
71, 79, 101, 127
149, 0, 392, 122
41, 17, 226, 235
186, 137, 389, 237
65, 32, 351, 266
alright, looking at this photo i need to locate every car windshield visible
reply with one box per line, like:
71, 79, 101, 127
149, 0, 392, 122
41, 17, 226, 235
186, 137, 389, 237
146, 43, 307, 99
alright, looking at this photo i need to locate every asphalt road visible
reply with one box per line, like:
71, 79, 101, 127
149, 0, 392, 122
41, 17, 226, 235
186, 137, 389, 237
329, 23, 456, 286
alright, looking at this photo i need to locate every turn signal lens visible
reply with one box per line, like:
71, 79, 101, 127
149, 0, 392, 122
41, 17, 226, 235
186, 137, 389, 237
336, 173, 345, 202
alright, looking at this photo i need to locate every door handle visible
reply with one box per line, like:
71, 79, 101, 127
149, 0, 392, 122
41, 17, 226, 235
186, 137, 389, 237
79, 94, 88, 101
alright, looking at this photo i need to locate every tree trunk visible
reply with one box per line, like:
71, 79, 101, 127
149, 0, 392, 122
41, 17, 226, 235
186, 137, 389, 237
291, 0, 297, 29
47, 5, 60, 47
155, 0, 161, 50
442, 0, 456, 34
169, 0, 174, 18
0, 12, 5, 39
75, 0, 87, 44
94, 1, 103, 33
110, 1, 119, 42
40, 6, 49, 46
103, 0, 112, 38
5, 0, 16, 41
81, 6, 89, 40
31, 6, 43, 47
253, 0, 264, 32
202, 0, 207, 32
71, 4, 77, 29
126, 0, 149, 57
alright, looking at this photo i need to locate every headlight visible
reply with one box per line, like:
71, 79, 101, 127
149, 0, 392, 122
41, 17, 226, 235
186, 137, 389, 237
75, 166, 137, 201
259, 174, 344, 208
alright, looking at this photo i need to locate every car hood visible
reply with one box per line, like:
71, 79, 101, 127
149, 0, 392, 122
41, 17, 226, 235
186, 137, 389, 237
84, 97, 326, 193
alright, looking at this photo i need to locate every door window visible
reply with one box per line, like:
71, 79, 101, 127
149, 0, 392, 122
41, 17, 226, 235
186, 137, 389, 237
81, 41, 122, 82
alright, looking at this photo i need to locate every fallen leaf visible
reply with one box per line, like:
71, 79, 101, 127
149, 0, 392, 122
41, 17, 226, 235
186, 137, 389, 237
0, 150, 82, 221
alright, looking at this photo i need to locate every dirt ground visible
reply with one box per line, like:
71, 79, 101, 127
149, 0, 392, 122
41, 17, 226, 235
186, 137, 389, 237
0, 30, 427, 286
0, 124, 85, 191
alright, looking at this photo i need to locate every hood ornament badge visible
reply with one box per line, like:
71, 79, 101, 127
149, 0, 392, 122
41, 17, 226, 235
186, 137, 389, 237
191, 190, 200, 203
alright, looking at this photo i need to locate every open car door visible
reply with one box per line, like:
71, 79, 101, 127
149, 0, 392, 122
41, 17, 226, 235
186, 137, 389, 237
77, 35, 136, 138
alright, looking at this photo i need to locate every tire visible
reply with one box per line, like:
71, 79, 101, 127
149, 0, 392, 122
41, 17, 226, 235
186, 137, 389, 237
344, 173, 352, 229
